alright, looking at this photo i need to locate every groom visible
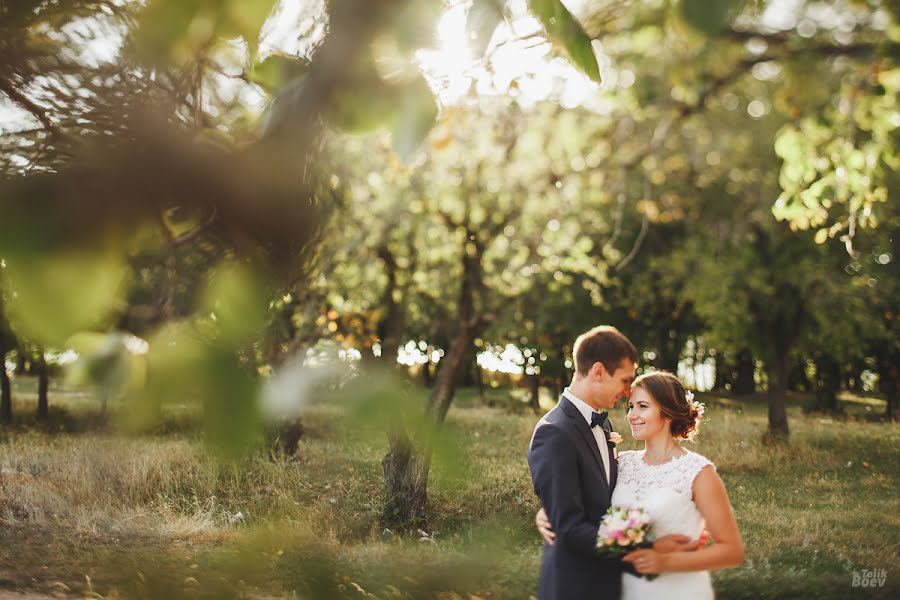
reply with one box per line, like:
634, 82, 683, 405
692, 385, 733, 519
527, 325, 638, 600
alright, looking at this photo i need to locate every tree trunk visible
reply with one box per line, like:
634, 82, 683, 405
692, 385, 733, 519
733, 348, 755, 395
0, 353, 11, 423
475, 364, 486, 405
422, 361, 432, 387
429, 324, 481, 424
655, 329, 682, 374
381, 319, 484, 532
376, 245, 404, 363
764, 354, 790, 442
528, 374, 540, 414
454, 343, 477, 387
877, 354, 898, 421
788, 356, 811, 392
36, 351, 49, 420
381, 220, 491, 532
15, 352, 26, 375
812, 353, 841, 413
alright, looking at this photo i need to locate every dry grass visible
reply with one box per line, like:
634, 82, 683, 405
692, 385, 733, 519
0, 380, 898, 599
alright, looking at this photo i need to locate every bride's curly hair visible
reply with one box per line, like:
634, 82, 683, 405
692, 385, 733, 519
632, 371, 704, 441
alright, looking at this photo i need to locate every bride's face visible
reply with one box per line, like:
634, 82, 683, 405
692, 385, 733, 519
626, 386, 670, 440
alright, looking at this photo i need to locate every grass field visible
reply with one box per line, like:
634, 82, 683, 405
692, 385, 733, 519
0, 377, 898, 599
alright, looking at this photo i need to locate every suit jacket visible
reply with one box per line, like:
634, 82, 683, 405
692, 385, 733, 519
527, 396, 624, 600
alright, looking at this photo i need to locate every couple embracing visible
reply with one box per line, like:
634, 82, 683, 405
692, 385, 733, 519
527, 326, 744, 600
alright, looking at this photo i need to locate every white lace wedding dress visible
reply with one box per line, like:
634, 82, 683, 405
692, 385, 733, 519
611, 450, 716, 600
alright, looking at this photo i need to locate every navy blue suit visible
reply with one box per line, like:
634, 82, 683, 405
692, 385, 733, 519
527, 396, 624, 600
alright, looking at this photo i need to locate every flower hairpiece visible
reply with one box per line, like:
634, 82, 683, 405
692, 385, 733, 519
685, 390, 705, 418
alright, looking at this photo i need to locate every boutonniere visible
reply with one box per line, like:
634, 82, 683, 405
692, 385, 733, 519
605, 431, 623, 447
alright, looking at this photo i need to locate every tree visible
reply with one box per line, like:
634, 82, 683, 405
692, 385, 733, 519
0, 280, 15, 423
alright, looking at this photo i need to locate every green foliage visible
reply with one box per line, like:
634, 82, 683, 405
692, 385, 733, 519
1, 248, 128, 346
390, 75, 440, 162
678, 0, 741, 36
248, 53, 308, 92
200, 261, 272, 346
134, 0, 278, 63
528, 0, 601, 82
774, 69, 898, 242
1, 385, 897, 598
325, 57, 438, 161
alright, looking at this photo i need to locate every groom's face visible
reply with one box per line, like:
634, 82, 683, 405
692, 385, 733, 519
593, 358, 636, 409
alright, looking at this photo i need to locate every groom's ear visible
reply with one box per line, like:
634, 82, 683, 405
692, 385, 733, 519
591, 362, 607, 381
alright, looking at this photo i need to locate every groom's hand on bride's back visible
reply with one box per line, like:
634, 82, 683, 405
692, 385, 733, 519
652, 534, 701, 553
535, 507, 556, 545
533, 508, 700, 553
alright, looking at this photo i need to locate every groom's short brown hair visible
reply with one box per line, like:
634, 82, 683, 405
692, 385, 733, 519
573, 326, 638, 377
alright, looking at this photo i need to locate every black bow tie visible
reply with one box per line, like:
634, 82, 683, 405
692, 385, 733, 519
590, 411, 608, 429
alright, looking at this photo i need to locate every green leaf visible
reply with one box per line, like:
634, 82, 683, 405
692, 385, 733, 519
2, 250, 128, 346
133, 0, 206, 64
136, 0, 277, 63
389, 0, 446, 51
527, 0, 601, 82
249, 53, 309, 92
390, 77, 439, 162
326, 52, 438, 151
201, 261, 271, 346
467, 0, 505, 57
325, 54, 399, 132
327, 85, 399, 134
678, 0, 740, 36
66, 331, 147, 408
224, 0, 278, 55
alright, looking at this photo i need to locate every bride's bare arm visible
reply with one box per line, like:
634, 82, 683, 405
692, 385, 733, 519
623, 466, 744, 574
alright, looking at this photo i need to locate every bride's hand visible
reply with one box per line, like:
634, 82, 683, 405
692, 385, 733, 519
535, 507, 555, 545
623, 549, 667, 574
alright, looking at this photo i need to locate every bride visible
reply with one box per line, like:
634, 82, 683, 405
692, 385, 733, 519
536, 371, 744, 599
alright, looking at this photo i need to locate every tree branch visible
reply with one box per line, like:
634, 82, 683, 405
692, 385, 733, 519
614, 212, 649, 273
0, 78, 63, 138
173, 208, 218, 245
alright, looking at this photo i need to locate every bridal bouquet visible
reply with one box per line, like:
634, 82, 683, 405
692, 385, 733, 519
596, 506, 657, 580
595, 506, 653, 555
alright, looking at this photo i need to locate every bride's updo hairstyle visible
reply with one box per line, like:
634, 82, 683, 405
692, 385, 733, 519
632, 371, 704, 441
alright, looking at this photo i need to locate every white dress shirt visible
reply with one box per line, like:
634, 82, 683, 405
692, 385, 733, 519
562, 388, 611, 484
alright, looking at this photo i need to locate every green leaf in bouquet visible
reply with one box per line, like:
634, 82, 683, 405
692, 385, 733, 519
527, 0, 601, 82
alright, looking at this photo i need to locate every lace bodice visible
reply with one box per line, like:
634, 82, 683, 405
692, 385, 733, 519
612, 449, 717, 600
611, 449, 715, 538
